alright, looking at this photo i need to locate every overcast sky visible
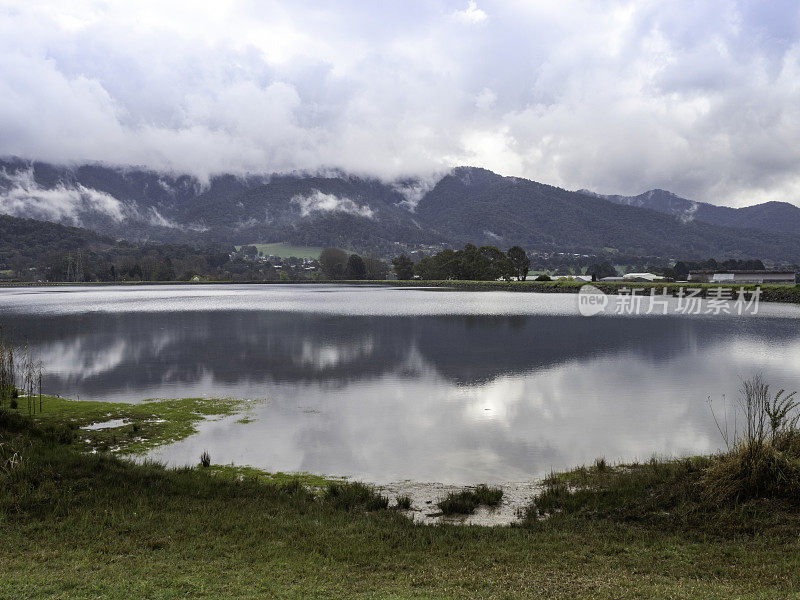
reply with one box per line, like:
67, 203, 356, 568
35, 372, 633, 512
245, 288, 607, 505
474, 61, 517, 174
1, 0, 799, 207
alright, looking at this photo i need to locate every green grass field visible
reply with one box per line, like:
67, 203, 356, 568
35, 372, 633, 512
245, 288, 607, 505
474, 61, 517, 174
235, 242, 326, 259
3, 396, 800, 598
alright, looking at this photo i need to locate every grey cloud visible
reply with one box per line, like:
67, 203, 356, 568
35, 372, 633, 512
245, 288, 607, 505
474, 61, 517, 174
0, 1, 799, 207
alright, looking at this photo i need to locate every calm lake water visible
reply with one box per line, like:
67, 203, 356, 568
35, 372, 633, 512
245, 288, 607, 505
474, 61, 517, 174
1, 284, 799, 484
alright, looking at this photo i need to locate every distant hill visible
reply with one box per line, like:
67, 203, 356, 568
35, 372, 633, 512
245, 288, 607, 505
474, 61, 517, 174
2, 158, 800, 262
0, 158, 444, 255
415, 168, 800, 261
0, 213, 116, 266
584, 188, 800, 235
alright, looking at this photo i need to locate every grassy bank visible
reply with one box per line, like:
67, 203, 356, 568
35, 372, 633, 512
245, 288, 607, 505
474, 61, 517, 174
385, 279, 800, 303
11, 395, 255, 455
3, 396, 800, 598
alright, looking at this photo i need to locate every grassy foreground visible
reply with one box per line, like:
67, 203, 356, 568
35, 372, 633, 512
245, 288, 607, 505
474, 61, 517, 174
3, 401, 800, 598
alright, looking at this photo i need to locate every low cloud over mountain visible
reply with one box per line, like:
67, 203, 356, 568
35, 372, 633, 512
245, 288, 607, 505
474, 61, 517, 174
2, 159, 800, 262
2, 1, 800, 208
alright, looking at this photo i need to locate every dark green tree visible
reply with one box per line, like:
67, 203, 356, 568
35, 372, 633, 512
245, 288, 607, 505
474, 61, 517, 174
587, 261, 618, 279
506, 246, 530, 280
319, 248, 349, 280
673, 261, 689, 279
457, 244, 491, 280
363, 255, 388, 280
345, 254, 366, 280
392, 253, 415, 280
479, 246, 513, 281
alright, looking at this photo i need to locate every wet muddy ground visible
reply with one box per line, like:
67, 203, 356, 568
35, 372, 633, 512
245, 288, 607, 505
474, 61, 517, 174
380, 480, 542, 526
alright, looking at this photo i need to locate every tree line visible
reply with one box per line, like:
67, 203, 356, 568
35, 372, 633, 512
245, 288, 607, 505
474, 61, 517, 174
318, 248, 388, 280
390, 244, 531, 281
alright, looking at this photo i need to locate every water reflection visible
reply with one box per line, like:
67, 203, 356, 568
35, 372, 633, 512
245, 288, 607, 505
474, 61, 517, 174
0, 285, 798, 483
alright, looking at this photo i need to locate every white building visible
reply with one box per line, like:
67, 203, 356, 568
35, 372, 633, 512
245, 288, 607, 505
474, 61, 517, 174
688, 270, 797, 285
623, 272, 665, 282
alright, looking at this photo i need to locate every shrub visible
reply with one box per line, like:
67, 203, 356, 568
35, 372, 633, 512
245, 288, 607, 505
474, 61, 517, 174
703, 374, 800, 504
535, 274, 551, 281
702, 436, 800, 504
395, 495, 412, 510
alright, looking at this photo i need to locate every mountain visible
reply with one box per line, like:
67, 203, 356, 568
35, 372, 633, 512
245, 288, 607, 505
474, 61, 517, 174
0, 158, 443, 255
415, 168, 800, 261
0, 213, 116, 266
2, 158, 800, 262
586, 188, 800, 235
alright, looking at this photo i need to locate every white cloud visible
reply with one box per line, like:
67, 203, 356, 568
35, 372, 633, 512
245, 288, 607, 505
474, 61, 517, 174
291, 190, 374, 219
391, 175, 443, 211
0, 1, 799, 207
453, 1, 488, 24
0, 167, 125, 224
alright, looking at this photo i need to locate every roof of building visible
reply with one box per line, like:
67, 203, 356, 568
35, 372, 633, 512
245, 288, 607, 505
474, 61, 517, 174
688, 270, 796, 274
623, 272, 664, 279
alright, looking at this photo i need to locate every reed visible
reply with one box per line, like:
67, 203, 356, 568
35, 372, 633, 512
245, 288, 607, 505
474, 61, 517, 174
0, 333, 44, 415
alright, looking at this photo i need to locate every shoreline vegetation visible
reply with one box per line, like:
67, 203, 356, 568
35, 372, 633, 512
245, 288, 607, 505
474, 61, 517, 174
2, 277, 800, 303
3, 379, 800, 597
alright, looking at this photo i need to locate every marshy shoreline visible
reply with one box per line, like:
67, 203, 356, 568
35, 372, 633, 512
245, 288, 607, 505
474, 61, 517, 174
4, 389, 800, 598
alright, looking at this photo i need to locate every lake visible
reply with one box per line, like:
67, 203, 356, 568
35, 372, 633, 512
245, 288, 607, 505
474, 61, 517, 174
1, 284, 798, 484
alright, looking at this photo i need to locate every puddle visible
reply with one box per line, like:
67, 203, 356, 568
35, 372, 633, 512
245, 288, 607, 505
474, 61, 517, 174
379, 481, 541, 526
82, 418, 130, 430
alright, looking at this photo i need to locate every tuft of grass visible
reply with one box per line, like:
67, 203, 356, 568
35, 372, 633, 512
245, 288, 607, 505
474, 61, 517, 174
438, 485, 503, 515
200, 450, 211, 468
206, 465, 335, 488
323, 481, 389, 511
526, 456, 712, 526
701, 432, 800, 505
473, 484, 503, 506
395, 495, 412, 510
702, 375, 800, 505
594, 457, 607, 472
438, 490, 479, 515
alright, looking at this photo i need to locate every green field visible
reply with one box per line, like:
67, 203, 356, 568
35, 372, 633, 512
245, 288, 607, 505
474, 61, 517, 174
235, 242, 326, 259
